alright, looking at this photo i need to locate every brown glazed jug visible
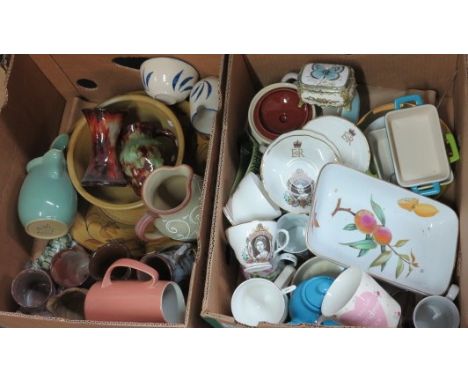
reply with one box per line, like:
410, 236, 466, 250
84, 258, 185, 323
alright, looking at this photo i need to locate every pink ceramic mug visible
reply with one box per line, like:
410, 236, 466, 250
84, 258, 186, 323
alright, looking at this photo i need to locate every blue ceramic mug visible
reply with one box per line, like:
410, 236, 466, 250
288, 276, 339, 326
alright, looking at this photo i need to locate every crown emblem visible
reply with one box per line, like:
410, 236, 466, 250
348, 128, 356, 136
293, 140, 302, 148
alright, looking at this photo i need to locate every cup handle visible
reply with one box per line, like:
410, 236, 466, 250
445, 284, 460, 301
135, 212, 164, 241
277, 253, 298, 267
273, 264, 296, 290
101, 258, 159, 288
281, 72, 299, 84
445, 132, 460, 164
274, 229, 290, 255
281, 285, 297, 295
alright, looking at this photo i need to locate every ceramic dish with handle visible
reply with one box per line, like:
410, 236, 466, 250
385, 97, 451, 195
261, 130, 341, 214
306, 163, 458, 296
248, 83, 315, 150
303, 116, 370, 173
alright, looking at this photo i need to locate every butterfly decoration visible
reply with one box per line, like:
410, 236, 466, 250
310, 64, 344, 81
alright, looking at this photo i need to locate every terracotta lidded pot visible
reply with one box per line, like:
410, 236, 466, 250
248, 83, 315, 147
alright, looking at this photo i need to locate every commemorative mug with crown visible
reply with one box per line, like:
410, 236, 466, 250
226, 220, 292, 274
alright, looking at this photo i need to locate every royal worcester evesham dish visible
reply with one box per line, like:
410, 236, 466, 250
306, 164, 458, 296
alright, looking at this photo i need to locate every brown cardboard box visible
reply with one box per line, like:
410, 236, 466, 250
0, 54, 226, 327
202, 54, 468, 328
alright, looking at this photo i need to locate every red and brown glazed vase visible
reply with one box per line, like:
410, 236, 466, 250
81, 108, 128, 187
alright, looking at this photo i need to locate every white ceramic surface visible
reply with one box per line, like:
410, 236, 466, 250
226, 220, 289, 273
223, 172, 281, 225
366, 126, 396, 182
321, 267, 401, 327
140, 57, 199, 105
189, 76, 220, 135
385, 105, 451, 187
231, 266, 296, 326
307, 164, 459, 296
261, 130, 341, 214
303, 116, 370, 173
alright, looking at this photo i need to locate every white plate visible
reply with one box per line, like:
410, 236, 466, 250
307, 164, 458, 296
303, 116, 370, 173
261, 131, 341, 214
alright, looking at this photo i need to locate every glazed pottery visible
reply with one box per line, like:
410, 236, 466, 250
67, 93, 184, 225
244, 253, 298, 282
49, 245, 90, 288
289, 276, 338, 325
321, 267, 401, 327
297, 63, 357, 108
413, 284, 460, 328
46, 288, 87, 320
32, 234, 75, 271
141, 57, 199, 105
136, 165, 203, 242
11, 269, 55, 312
292, 257, 344, 286
230, 131, 262, 194
385, 98, 450, 194
119, 121, 178, 195
136, 243, 195, 283
277, 213, 309, 256
81, 108, 128, 187
261, 130, 340, 214
89, 242, 132, 281
231, 265, 296, 326
189, 76, 220, 135
85, 258, 186, 323
280, 72, 298, 84
226, 220, 290, 273
303, 116, 370, 173
307, 163, 459, 295
18, 138, 77, 239
248, 83, 315, 148
223, 172, 281, 226
69, 207, 144, 257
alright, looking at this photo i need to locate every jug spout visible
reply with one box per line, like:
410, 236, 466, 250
42, 149, 66, 178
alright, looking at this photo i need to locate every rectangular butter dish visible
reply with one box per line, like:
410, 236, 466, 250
307, 164, 458, 296
298, 63, 356, 108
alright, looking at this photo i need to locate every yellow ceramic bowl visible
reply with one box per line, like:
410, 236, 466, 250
67, 93, 185, 224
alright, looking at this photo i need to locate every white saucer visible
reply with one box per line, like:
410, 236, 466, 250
261, 130, 341, 214
303, 116, 370, 173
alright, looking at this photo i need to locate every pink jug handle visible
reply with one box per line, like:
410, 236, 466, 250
101, 258, 159, 288
135, 212, 164, 241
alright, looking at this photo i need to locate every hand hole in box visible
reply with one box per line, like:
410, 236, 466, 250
112, 57, 148, 70
76, 78, 98, 90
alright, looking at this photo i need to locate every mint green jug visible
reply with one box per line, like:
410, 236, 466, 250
18, 134, 77, 239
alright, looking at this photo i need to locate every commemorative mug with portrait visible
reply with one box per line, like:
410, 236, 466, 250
226, 220, 290, 273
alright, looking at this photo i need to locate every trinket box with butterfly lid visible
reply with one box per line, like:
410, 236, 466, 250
297, 63, 357, 109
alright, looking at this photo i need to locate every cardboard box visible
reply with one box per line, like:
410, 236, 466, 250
202, 54, 468, 328
0, 54, 226, 327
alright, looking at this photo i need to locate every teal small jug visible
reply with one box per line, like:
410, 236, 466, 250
18, 134, 77, 239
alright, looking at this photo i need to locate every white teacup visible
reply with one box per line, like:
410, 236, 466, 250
226, 220, 289, 273
189, 76, 220, 135
223, 172, 281, 225
321, 267, 401, 328
231, 265, 296, 326
244, 252, 298, 281
140, 57, 199, 105
413, 284, 460, 328
277, 213, 309, 256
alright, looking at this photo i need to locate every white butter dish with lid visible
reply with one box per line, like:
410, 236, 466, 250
306, 163, 458, 296
297, 63, 356, 108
